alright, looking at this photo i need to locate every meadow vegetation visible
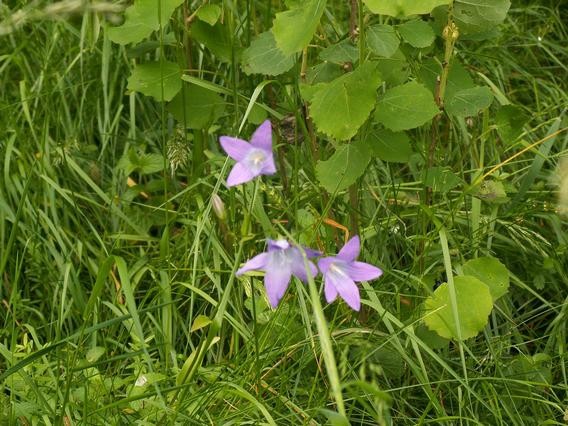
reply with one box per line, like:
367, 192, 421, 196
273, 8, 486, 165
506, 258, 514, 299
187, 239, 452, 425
0, 0, 567, 424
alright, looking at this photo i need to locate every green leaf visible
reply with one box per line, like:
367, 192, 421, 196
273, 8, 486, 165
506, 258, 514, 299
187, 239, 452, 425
496, 105, 528, 144
367, 129, 413, 163
424, 167, 462, 192
454, 0, 510, 28
364, 0, 450, 17
419, 58, 474, 103
127, 61, 181, 101
190, 315, 212, 332
366, 25, 400, 58
86, 347, 105, 363
424, 276, 493, 340
306, 62, 343, 84
167, 83, 225, 129
462, 257, 510, 301
308, 62, 382, 140
374, 81, 439, 131
107, 0, 184, 45
191, 21, 234, 62
445, 86, 493, 117
398, 19, 435, 48
316, 142, 371, 193
475, 180, 509, 204
319, 39, 359, 64
318, 409, 350, 426
196, 4, 221, 26
375, 50, 410, 86
272, 0, 327, 55
241, 31, 295, 76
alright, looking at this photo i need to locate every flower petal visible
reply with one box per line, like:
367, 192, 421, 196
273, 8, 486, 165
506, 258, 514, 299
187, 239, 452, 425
302, 246, 322, 258
250, 120, 272, 151
220, 136, 251, 162
226, 162, 256, 187
317, 257, 335, 274
267, 239, 289, 251
324, 275, 338, 303
328, 271, 361, 311
260, 152, 277, 175
290, 258, 317, 282
264, 267, 292, 308
346, 261, 383, 282
236, 253, 269, 276
337, 236, 360, 262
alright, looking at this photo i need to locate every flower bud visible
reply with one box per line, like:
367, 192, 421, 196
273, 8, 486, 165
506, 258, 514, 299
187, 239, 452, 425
212, 194, 226, 221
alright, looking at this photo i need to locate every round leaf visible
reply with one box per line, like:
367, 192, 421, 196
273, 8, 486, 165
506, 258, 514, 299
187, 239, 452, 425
424, 276, 493, 340
398, 19, 435, 48
167, 83, 225, 129
309, 62, 382, 140
363, 0, 450, 17
316, 142, 371, 193
242, 31, 295, 76
445, 86, 493, 117
462, 257, 510, 301
368, 129, 413, 163
127, 61, 181, 102
366, 25, 400, 58
374, 81, 439, 131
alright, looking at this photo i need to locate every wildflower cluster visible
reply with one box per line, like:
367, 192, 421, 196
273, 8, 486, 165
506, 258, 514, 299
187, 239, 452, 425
219, 120, 383, 310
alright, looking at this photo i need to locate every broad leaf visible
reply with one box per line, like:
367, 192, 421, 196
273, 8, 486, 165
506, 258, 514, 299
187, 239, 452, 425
366, 25, 399, 58
462, 257, 510, 301
191, 21, 234, 62
374, 81, 439, 131
424, 276, 493, 340
309, 62, 382, 140
242, 31, 295, 76
127, 61, 181, 102
445, 86, 493, 117
316, 141, 371, 193
367, 129, 413, 163
375, 50, 410, 86
475, 180, 509, 204
306, 62, 343, 84
167, 83, 225, 129
272, 0, 327, 55
496, 105, 528, 144
364, 0, 450, 17
398, 20, 435, 48
424, 167, 461, 192
454, 0, 511, 29
107, 0, 184, 45
419, 58, 474, 103
196, 4, 221, 26
319, 39, 359, 64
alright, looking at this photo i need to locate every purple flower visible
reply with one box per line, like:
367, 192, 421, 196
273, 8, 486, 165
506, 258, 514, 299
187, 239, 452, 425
236, 239, 319, 308
317, 236, 382, 311
219, 120, 276, 187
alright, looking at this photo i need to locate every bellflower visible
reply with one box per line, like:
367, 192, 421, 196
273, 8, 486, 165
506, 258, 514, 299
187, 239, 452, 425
236, 239, 319, 308
219, 119, 276, 187
318, 236, 383, 311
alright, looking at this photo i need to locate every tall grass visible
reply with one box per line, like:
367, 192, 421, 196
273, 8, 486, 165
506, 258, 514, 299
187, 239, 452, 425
1, 1, 567, 424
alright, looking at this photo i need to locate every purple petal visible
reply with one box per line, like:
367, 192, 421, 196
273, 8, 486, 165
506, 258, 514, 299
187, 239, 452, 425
236, 253, 269, 276
250, 120, 272, 151
264, 267, 292, 308
290, 259, 318, 283
317, 257, 336, 274
302, 246, 322, 259
345, 261, 383, 282
267, 239, 289, 251
220, 136, 251, 162
324, 276, 338, 303
260, 152, 277, 175
328, 271, 361, 311
226, 162, 256, 187
337, 236, 360, 262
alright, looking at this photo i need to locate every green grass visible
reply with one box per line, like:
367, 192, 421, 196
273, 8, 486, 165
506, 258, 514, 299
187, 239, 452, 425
1, 1, 567, 424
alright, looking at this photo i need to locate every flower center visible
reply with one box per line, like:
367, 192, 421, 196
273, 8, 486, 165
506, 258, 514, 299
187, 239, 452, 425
329, 262, 348, 277
245, 148, 267, 173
